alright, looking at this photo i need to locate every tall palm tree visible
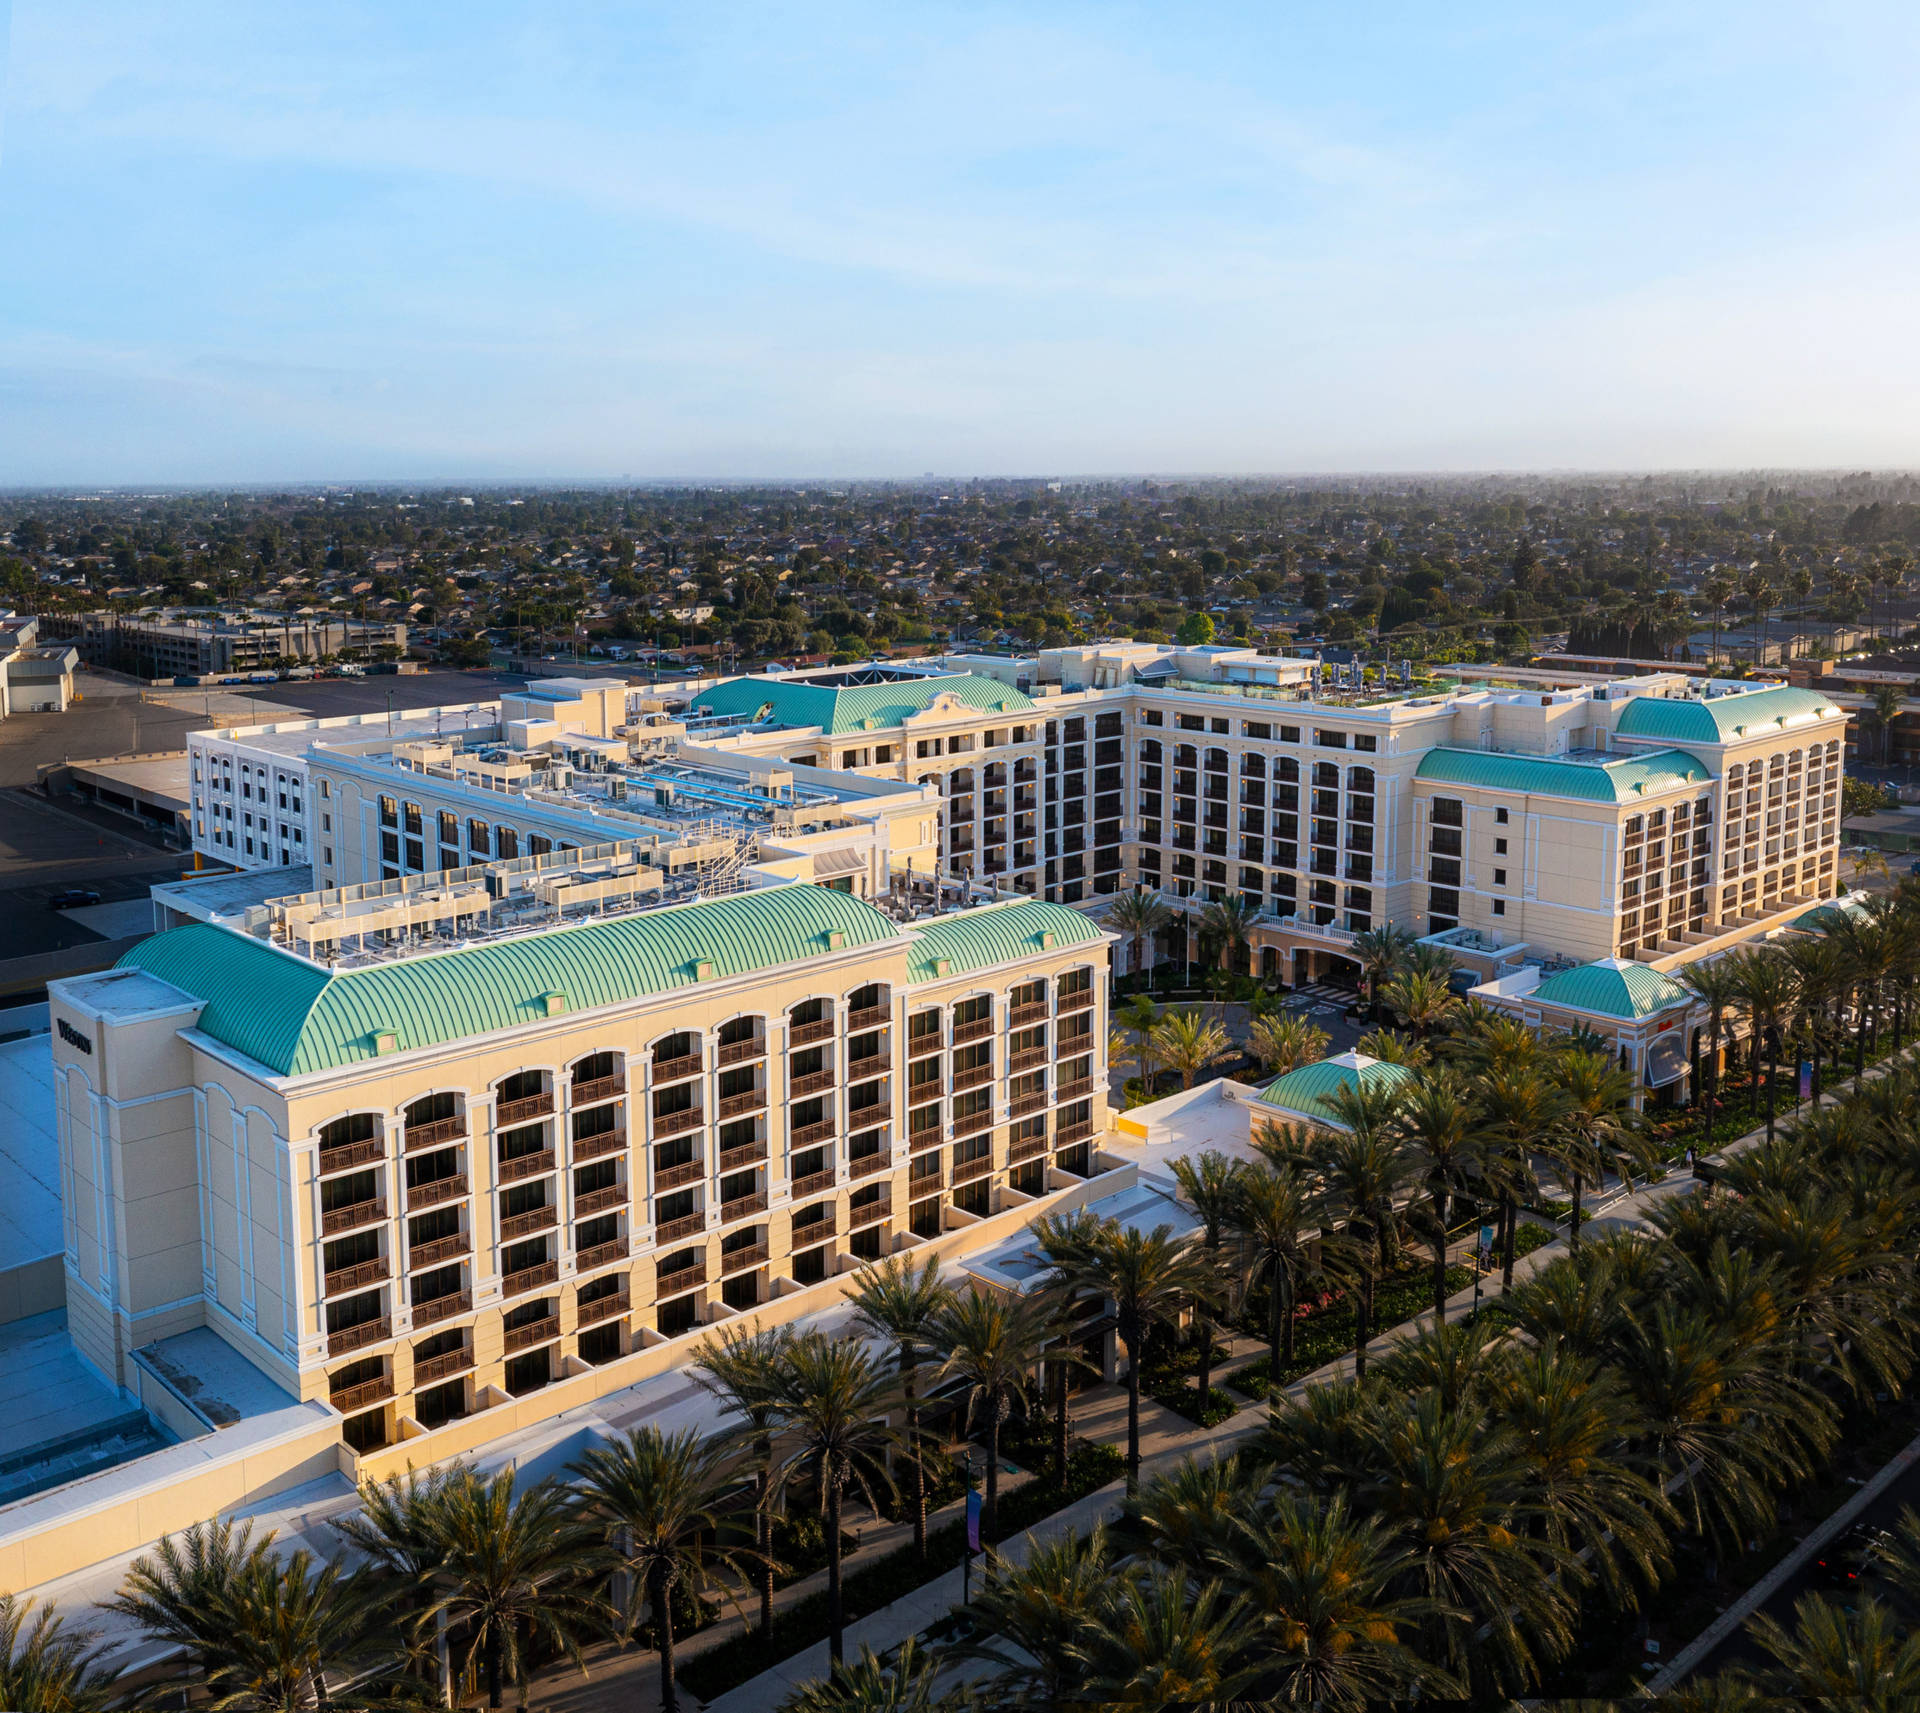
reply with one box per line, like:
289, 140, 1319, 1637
1479, 1064, 1567, 1289
1246, 1012, 1329, 1077
844, 1254, 952, 1560
571, 1427, 744, 1713
202, 1545, 380, 1713
1734, 1594, 1920, 1704
931, 1284, 1052, 1540
1171, 1149, 1244, 1405
1673, 954, 1745, 1155
1547, 1047, 1641, 1248
334, 1466, 467, 1702
1108, 885, 1170, 987
1149, 1008, 1231, 1090
1116, 993, 1162, 1093
1351, 923, 1416, 1020
777, 1636, 951, 1713
112, 1517, 277, 1690
1033, 1212, 1216, 1492
1199, 893, 1258, 980
1702, 573, 1736, 667
767, 1332, 904, 1664
1783, 935, 1847, 1103
1742, 565, 1776, 665
0, 1596, 116, 1713
1063, 1566, 1259, 1705
1379, 967, 1456, 1039
1312, 1100, 1418, 1379
1391, 1067, 1485, 1323
1872, 680, 1906, 765
1228, 1162, 1317, 1381
692, 1323, 793, 1630
1353, 1026, 1428, 1066
423, 1469, 606, 1709
1732, 947, 1799, 1141
951, 1525, 1115, 1705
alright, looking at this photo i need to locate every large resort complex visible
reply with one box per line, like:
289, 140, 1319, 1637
3, 645, 1855, 1616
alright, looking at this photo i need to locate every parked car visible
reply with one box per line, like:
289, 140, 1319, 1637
48, 889, 101, 910
1811, 1522, 1890, 1591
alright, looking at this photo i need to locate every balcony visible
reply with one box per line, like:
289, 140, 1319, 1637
408, 1174, 468, 1213
413, 1346, 473, 1386
503, 1315, 560, 1355
790, 1118, 835, 1150
408, 1233, 469, 1270
405, 1113, 467, 1152
501, 1260, 559, 1300
1056, 1078, 1094, 1105
907, 1032, 941, 1060
576, 1287, 630, 1327
325, 1256, 389, 1298
328, 1317, 391, 1358
951, 1107, 994, 1140
790, 1017, 834, 1046
719, 1139, 767, 1174
500, 1205, 556, 1242
652, 1052, 702, 1085
846, 1051, 887, 1082
573, 1127, 628, 1164
717, 1190, 768, 1226
717, 1036, 766, 1068
848, 1196, 892, 1230
846, 1004, 888, 1032
790, 1168, 836, 1200
789, 1068, 835, 1099
951, 1152, 994, 1185
322, 1197, 385, 1237
1009, 1091, 1047, 1119
653, 1106, 704, 1140
791, 1208, 836, 1245
718, 1087, 766, 1120
848, 1149, 891, 1180
1057, 989, 1094, 1015
498, 1150, 556, 1186
846, 1102, 890, 1131
318, 1136, 384, 1177
721, 1240, 769, 1277
1056, 1119, 1094, 1146
1008, 1001, 1047, 1028
331, 1373, 393, 1415
573, 1074, 626, 1108
1009, 1046, 1048, 1074
952, 1062, 993, 1092
575, 1239, 628, 1275
952, 1016, 993, 1045
655, 1211, 705, 1244
1009, 1133, 1048, 1165
495, 1091, 553, 1127
574, 1183, 628, 1218
413, 1289, 471, 1328
655, 1257, 707, 1299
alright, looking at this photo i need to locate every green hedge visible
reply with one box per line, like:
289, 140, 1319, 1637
1150, 1383, 1240, 1428
1231, 1264, 1473, 1398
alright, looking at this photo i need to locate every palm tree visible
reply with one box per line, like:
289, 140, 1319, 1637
1108, 885, 1170, 988
845, 1255, 952, 1560
571, 1427, 745, 1713
952, 1525, 1115, 1704
767, 1332, 904, 1664
1872, 681, 1905, 765
202, 1545, 379, 1713
1246, 1012, 1329, 1077
1033, 1212, 1216, 1492
1116, 993, 1162, 1094
1742, 565, 1776, 665
1732, 947, 1799, 1141
1064, 1566, 1259, 1705
931, 1284, 1052, 1540
1148, 1007, 1231, 1090
1379, 967, 1456, 1038
1673, 954, 1745, 1155
1171, 1149, 1244, 1406
1733, 1594, 1920, 1704
0, 1596, 115, 1713
1228, 1162, 1317, 1381
1547, 1047, 1641, 1248
1312, 1101, 1418, 1379
1351, 923, 1416, 1020
334, 1466, 468, 1701
1391, 1067, 1484, 1324
1703, 573, 1736, 666
1783, 936, 1847, 1103
1199, 893, 1258, 980
112, 1517, 276, 1690
423, 1469, 606, 1709
1479, 1064, 1567, 1289
692, 1323, 793, 1631
777, 1636, 952, 1713
1354, 1026, 1428, 1066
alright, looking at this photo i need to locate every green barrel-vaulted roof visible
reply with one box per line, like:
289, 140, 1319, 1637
690, 672, 1034, 735
1529, 957, 1690, 1019
1415, 746, 1710, 803
1256, 1052, 1415, 1120
906, 900, 1105, 983
118, 884, 903, 1078
1613, 685, 1842, 743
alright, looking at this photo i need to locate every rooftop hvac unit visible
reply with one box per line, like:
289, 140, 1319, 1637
655, 784, 676, 809
609, 777, 628, 800
549, 764, 573, 789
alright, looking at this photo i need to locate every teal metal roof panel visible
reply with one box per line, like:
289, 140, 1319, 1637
906, 901, 1104, 983
691, 673, 1034, 735
1613, 686, 1842, 743
1529, 959, 1690, 1019
1414, 747, 1710, 803
119, 885, 904, 1078
1257, 1056, 1414, 1117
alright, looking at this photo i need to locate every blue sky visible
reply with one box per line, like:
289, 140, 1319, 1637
2, 1, 1918, 481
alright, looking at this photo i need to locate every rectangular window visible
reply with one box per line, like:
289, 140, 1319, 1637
1430, 797, 1463, 827
1314, 730, 1347, 748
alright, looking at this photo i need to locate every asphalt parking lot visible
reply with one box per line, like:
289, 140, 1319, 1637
0, 790, 185, 956
192, 667, 529, 719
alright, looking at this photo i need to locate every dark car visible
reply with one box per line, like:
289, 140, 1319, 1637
1811, 1522, 1890, 1591
48, 889, 101, 910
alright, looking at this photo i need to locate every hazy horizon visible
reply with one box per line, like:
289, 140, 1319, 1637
4, 3, 1918, 483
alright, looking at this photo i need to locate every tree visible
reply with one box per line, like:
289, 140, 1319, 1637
332, 1467, 469, 1700
1246, 1012, 1329, 1077
0, 1596, 116, 1713
1351, 923, 1416, 1020
1063, 1566, 1258, 1705
777, 1637, 954, 1713
1198, 894, 1258, 980
767, 1333, 904, 1664
1391, 1067, 1485, 1324
1731, 947, 1799, 1141
1034, 1211, 1217, 1492
1379, 967, 1456, 1038
845, 1255, 953, 1559
199, 1545, 380, 1713
931, 1285, 1052, 1540
1227, 1161, 1317, 1381
1170, 1149, 1244, 1406
1116, 993, 1162, 1094
1673, 954, 1746, 1157
952, 1526, 1114, 1704
1725, 1594, 1920, 1704
1176, 611, 1215, 645
1149, 1008, 1231, 1090
1742, 565, 1776, 665
1108, 886, 1170, 984
1479, 1065, 1566, 1289
1547, 1047, 1642, 1248
1871, 681, 1905, 764
571, 1427, 744, 1713
111, 1518, 277, 1691
1702, 574, 1736, 666
692, 1323, 793, 1631
423, 1470, 606, 1709
1312, 1096, 1419, 1379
